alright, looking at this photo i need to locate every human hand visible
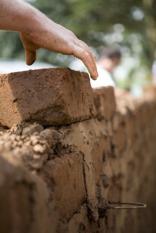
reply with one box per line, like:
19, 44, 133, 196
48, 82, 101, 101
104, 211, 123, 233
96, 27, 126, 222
0, 0, 98, 79
20, 22, 98, 80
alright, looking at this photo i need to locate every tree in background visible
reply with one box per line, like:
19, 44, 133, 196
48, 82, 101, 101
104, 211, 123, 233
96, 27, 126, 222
0, 0, 156, 88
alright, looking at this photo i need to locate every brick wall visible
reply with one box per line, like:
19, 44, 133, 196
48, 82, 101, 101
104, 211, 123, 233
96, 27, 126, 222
0, 68, 156, 233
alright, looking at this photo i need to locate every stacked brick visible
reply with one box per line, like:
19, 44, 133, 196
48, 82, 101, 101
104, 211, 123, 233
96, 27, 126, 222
0, 69, 156, 233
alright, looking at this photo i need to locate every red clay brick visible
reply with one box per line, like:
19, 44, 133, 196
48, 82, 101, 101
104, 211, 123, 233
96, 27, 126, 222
0, 68, 95, 127
40, 153, 86, 220
93, 87, 116, 120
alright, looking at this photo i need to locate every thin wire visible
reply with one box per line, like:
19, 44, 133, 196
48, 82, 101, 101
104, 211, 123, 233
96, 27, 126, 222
107, 202, 147, 209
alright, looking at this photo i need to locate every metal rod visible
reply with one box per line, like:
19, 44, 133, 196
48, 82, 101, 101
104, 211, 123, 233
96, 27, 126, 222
107, 201, 147, 209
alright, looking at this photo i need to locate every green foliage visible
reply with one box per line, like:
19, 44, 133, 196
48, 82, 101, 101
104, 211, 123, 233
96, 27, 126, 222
0, 0, 156, 85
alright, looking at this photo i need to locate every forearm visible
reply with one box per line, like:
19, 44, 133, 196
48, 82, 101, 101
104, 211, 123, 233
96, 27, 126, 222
0, 0, 53, 33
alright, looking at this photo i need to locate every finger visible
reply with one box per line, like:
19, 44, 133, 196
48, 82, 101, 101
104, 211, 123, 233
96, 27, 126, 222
75, 40, 98, 79
73, 45, 98, 80
19, 32, 37, 65
73, 40, 98, 79
25, 49, 36, 65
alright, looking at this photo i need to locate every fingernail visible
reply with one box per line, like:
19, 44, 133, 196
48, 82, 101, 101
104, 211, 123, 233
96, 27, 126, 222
92, 71, 98, 80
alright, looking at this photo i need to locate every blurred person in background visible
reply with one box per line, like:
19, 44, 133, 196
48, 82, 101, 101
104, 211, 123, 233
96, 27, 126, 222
152, 61, 156, 84
0, 0, 98, 80
91, 47, 122, 88
71, 47, 122, 89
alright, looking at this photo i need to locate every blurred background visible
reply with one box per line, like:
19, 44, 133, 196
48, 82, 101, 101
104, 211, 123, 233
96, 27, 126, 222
0, 0, 156, 93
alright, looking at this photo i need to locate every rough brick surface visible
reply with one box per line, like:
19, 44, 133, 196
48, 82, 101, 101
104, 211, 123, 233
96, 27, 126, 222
0, 152, 51, 233
94, 87, 116, 120
0, 69, 156, 233
0, 68, 95, 127
40, 152, 86, 220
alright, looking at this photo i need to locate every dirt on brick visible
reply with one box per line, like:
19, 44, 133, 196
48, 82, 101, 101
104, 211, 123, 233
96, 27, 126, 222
0, 69, 156, 233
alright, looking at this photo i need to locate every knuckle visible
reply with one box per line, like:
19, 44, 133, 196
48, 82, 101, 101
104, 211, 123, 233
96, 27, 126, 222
68, 30, 77, 39
83, 51, 91, 60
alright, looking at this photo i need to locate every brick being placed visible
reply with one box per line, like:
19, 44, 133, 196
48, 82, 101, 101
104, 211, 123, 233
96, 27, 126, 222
0, 68, 95, 128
